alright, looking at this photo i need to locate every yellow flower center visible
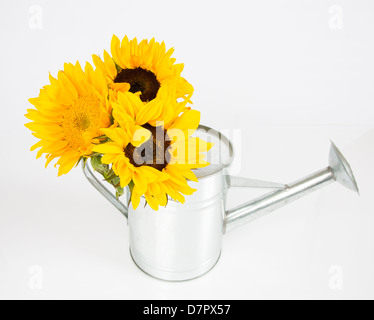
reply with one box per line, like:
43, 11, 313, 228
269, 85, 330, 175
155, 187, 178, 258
61, 94, 103, 151
114, 67, 160, 102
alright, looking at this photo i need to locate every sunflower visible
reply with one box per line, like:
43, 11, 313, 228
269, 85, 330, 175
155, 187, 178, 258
92, 89, 212, 210
92, 35, 194, 104
25, 62, 111, 176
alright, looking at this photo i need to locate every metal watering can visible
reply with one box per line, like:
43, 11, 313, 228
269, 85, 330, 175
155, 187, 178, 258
83, 125, 359, 281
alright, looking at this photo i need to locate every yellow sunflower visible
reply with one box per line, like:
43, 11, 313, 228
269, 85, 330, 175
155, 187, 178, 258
92, 35, 194, 104
92, 90, 212, 210
25, 62, 111, 176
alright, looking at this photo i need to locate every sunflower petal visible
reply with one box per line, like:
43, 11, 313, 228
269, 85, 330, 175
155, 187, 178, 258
135, 99, 163, 125
111, 34, 123, 68
167, 109, 200, 138
92, 142, 123, 154
131, 189, 142, 210
101, 128, 131, 148
116, 91, 143, 119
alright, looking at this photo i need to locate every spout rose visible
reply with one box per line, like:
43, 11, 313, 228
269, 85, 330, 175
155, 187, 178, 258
329, 142, 359, 194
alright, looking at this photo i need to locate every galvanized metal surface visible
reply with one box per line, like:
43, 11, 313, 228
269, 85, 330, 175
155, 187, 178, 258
225, 142, 360, 233
83, 126, 359, 281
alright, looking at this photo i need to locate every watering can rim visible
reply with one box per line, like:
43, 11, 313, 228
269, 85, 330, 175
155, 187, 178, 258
191, 124, 235, 180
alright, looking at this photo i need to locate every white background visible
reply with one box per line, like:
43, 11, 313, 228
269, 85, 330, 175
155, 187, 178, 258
0, 0, 373, 299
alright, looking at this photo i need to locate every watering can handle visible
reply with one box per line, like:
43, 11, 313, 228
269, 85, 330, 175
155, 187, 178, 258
82, 161, 129, 219
224, 175, 287, 233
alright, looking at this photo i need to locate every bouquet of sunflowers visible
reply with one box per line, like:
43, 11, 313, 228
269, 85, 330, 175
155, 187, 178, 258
25, 35, 212, 211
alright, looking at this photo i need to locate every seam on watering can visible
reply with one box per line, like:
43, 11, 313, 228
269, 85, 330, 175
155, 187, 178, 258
137, 195, 220, 209
162, 191, 227, 210
129, 189, 227, 214
129, 248, 222, 282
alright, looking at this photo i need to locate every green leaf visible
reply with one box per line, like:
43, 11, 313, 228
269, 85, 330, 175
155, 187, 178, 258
110, 176, 120, 187
126, 180, 135, 207
109, 114, 115, 125
89, 154, 128, 201
114, 61, 122, 73
128, 181, 135, 194
88, 152, 102, 157
93, 135, 109, 141
91, 155, 110, 175
104, 169, 117, 181
115, 186, 124, 200
90, 155, 101, 168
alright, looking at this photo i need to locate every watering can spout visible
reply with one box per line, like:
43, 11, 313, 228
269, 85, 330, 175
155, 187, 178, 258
329, 141, 359, 194
224, 141, 359, 233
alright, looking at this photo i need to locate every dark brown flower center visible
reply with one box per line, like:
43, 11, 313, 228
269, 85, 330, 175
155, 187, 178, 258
114, 67, 160, 102
124, 124, 171, 171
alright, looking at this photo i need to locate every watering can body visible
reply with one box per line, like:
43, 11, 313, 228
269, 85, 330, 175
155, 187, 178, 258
83, 126, 359, 281
128, 170, 228, 281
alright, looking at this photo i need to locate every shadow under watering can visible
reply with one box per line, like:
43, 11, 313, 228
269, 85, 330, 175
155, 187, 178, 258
83, 125, 359, 281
